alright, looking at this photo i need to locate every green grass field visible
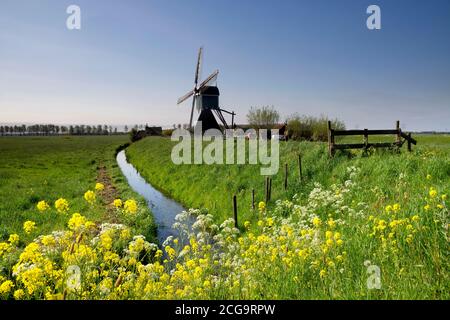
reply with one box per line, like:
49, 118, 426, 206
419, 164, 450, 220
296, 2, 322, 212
0, 134, 448, 300
0, 136, 156, 243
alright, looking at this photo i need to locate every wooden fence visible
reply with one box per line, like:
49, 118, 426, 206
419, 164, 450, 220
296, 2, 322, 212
327, 120, 417, 156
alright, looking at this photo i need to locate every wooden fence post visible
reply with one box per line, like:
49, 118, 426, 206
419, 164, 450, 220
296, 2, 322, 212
233, 195, 238, 228
268, 177, 272, 201
298, 154, 303, 181
284, 163, 288, 190
363, 129, 368, 150
252, 189, 255, 210
328, 121, 334, 156
396, 120, 401, 146
265, 177, 268, 203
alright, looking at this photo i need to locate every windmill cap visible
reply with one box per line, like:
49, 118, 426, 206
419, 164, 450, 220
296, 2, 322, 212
200, 86, 220, 96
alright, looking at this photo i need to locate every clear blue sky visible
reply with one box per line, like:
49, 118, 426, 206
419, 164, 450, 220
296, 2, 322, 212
1, 0, 449, 131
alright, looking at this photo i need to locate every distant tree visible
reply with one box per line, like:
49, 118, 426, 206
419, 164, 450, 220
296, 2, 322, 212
247, 106, 280, 129
0, 126, 4, 136
124, 125, 128, 133
114, 127, 118, 135
286, 114, 345, 141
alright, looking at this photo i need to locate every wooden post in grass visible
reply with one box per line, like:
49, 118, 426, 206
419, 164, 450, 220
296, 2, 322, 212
407, 133, 412, 152
252, 189, 255, 210
233, 195, 238, 228
363, 129, 368, 150
265, 177, 269, 203
298, 154, 303, 181
268, 177, 272, 201
396, 120, 401, 146
284, 163, 288, 190
328, 121, 335, 156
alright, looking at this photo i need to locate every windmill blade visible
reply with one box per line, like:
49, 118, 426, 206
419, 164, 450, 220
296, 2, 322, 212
194, 47, 203, 87
177, 89, 195, 105
198, 70, 219, 90
189, 95, 196, 129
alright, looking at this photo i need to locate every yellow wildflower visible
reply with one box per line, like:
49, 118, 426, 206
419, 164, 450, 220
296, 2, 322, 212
120, 228, 131, 240
0, 280, 14, 295
0, 243, 11, 257
424, 204, 430, 211
14, 289, 25, 300
442, 194, 447, 201
429, 188, 437, 198
68, 213, 94, 233
54, 198, 69, 213
84, 190, 96, 205
95, 183, 105, 191
113, 199, 123, 208
8, 234, 19, 246
244, 221, 251, 229
426, 174, 432, 180
41, 235, 56, 247
36, 200, 50, 212
23, 221, 36, 234
258, 201, 266, 212
312, 217, 322, 228
124, 199, 138, 214
393, 204, 400, 212
327, 218, 336, 229
319, 269, 327, 279
406, 234, 413, 244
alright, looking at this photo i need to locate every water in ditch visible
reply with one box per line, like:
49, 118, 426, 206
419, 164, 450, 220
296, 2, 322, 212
116, 150, 193, 244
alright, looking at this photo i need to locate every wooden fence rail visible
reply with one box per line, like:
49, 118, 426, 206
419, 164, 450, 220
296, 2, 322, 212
328, 120, 417, 156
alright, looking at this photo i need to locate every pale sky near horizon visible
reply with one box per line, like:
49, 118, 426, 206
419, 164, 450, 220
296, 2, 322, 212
0, 0, 449, 131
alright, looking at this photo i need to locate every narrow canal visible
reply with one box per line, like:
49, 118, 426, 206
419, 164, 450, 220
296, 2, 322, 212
116, 150, 192, 244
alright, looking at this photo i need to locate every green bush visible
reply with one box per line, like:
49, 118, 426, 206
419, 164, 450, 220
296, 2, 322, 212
287, 114, 345, 141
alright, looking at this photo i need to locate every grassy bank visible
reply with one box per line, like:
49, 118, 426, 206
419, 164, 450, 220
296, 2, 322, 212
126, 135, 449, 225
0, 136, 156, 243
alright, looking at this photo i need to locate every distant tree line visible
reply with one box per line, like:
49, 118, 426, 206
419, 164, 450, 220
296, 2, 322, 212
0, 124, 163, 136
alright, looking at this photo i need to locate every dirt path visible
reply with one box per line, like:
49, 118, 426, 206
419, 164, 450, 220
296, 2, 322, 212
96, 165, 120, 223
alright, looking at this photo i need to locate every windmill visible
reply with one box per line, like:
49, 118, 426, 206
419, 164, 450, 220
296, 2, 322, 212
177, 47, 236, 133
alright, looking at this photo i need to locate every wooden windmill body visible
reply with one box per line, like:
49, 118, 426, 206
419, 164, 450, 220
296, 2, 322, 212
177, 47, 236, 133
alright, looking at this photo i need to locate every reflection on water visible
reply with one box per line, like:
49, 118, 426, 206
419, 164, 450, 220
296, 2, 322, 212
116, 150, 190, 244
